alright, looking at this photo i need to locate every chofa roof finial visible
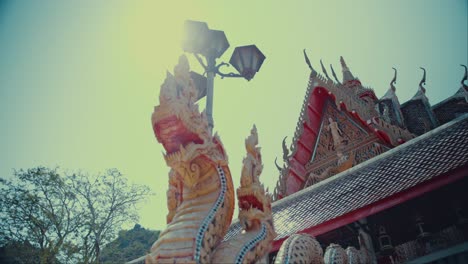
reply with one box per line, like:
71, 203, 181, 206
303, 49, 316, 74
419, 67, 426, 93
390, 67, 397, 91
282, 136, 289, 163
320, 59, 331, 80
274, 157, 282, 172
461, 64, 467, 89
330, 64, 341, 84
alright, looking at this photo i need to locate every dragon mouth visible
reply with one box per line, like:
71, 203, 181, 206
239, 194, 264, 211
153, 113, 204, 154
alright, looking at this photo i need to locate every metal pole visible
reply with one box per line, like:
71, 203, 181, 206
206, 56, 216, 134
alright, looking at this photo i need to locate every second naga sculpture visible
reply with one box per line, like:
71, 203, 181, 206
145, 55, 276, 263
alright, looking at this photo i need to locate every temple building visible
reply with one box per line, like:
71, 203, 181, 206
226, 53, 468, 263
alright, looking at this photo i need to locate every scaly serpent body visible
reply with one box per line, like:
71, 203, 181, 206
148, 161, 234, 263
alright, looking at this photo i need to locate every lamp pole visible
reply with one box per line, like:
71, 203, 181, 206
206, 56, 216, 132
183, 20, 266, 134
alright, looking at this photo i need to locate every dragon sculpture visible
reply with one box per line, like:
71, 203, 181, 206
142, 55, 276, 264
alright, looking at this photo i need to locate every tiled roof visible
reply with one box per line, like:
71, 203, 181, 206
225, 114, 468, 241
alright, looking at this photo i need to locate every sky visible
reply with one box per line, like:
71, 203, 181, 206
1, 0, 467, 232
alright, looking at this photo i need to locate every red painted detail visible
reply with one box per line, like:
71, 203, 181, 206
289, 168, 304, 182
289, 158, 307, 177
350, 111, 368, 127
325, 91, 337, 102
153, 115, 203, 153
272, 164, 468, 252
369, 118, 393, 145
239, 194, 264, 211
307, 109, 322, 130
293, 143, 310, 165
307, 104, 321, 117
375, 130, 392, 145
303, 122, 317, 136
288, 165, 306, 190
285, 86, 347, 196
339, 101, 348, 111
359, 90, 378, 100
344, 79, 362, 87
298, 140, 312, 154
300, 126, 317, 151
292, 86, 330, 163
286, 172, 303, 195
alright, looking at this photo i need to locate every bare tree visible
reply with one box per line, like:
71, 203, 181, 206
70, 169, 151, 263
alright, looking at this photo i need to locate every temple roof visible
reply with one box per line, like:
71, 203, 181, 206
272, 53, 414, 198
380, 88, 396, 101
225, 114, 468, 243
432, 86, 468, 110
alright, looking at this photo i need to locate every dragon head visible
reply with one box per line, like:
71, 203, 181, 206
237, 125, 274, 231
152, 55, 210, 153
152, 55, 226, 189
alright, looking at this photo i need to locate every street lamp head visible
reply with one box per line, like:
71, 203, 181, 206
182, 20, 209, 54
229, 45, 266, 81
182, 20, 229, 60
204, 30, 230, 59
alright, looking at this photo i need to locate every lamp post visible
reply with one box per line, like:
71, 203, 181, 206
182, 20, 266, 134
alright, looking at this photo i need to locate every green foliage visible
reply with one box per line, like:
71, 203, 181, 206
0, 167, 82, 263
0, 240, 41, 264
0, 167, 153, 264
100, 224, 159, 264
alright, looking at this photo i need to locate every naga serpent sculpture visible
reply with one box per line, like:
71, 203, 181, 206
130, 55, 370, 264
140, 55, 276, 264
